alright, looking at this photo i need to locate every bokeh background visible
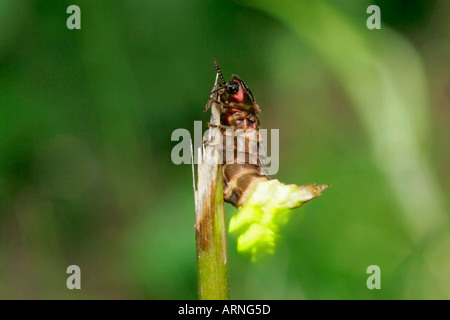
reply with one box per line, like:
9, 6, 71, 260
0, 0, 449, 299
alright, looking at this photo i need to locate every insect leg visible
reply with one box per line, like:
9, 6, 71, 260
206, 122, 234, 130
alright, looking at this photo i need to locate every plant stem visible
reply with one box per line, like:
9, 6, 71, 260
193, 75, 229, 300
196, 164, 229, 300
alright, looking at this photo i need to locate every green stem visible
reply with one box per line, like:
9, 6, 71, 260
196, 165, 229, 300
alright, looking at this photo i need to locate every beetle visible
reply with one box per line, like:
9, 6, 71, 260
204, 59, 268, 208
204, 59, 261, 131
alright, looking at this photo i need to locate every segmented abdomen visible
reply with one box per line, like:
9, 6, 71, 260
221, 109, 269, 208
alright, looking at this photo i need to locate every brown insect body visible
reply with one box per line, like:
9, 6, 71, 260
205, 61, 269, 208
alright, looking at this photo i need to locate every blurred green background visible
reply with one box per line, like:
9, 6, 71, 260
0, 0, 449, 299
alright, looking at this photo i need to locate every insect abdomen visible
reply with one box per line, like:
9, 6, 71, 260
223, 164, 269, 208
221, 122, 269, 208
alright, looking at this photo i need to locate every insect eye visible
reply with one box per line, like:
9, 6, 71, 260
227, 82, 239, 94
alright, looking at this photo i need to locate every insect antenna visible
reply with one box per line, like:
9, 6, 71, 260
212, 58, 227, 85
